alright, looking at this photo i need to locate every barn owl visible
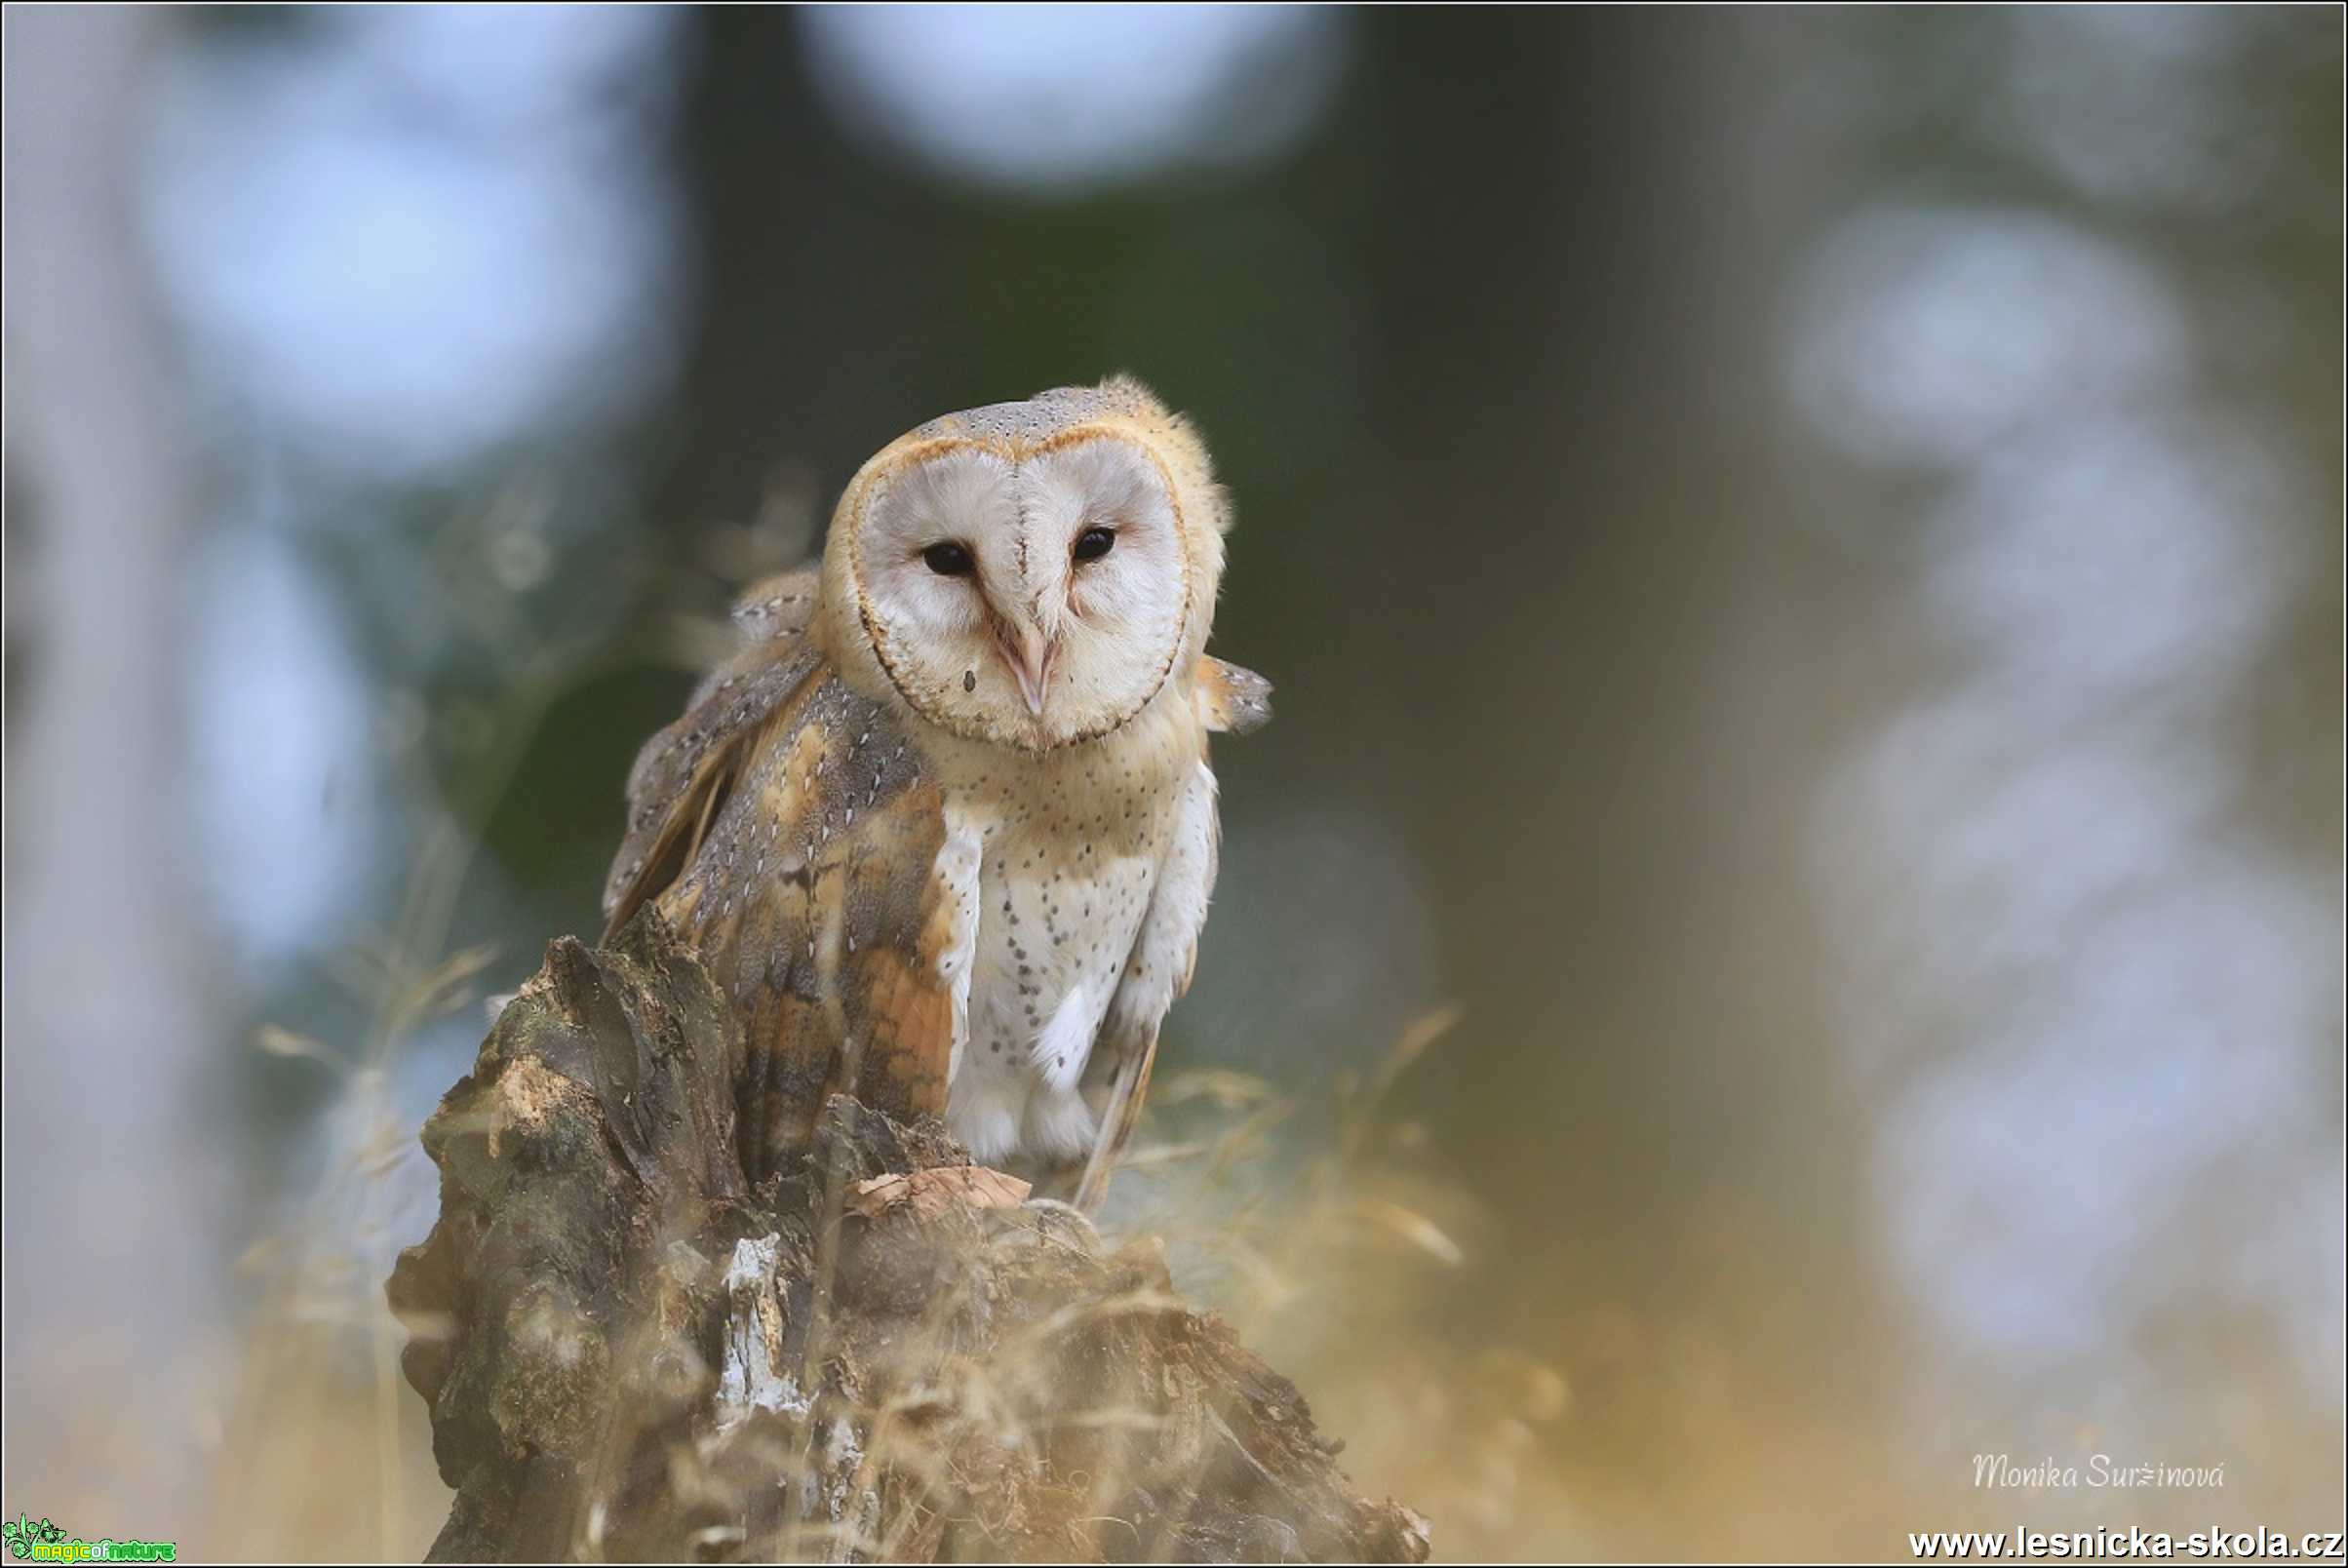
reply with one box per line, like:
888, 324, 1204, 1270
602, 378, 1270, 1209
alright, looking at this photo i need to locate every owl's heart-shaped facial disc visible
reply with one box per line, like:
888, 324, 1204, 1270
837, 398, 1214, 752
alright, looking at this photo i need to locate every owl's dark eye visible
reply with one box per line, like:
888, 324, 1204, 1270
922, 541, 976, 577
1073, 527, 1115, 564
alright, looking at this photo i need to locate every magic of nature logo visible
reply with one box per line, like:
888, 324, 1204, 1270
1, 1513, 176, 1563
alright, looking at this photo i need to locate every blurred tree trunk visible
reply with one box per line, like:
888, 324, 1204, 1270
1, 2, 222, 1527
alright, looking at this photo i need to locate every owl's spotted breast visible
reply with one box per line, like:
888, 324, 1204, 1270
934, 698, 1204, 1171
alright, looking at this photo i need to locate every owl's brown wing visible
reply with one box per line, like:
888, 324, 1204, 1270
601, 626, 820, 939
603, 566, 829, 933
603, 603, 977, 1181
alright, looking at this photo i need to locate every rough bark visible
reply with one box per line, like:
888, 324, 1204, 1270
387, 912, 1430, 1563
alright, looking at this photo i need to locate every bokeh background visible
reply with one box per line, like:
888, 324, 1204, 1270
4, 5, 2341, 1559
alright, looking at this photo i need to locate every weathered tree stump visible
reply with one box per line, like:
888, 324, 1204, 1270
387, 912, 1431, 1563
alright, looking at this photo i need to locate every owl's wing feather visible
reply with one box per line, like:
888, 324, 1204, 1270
1193, 656, 1272, 735
602, 625, 828, 941
1071, 760, 1222, 1211
726, 566, 824, 647
606, 616, 973, 1179
603, 567, 831, 936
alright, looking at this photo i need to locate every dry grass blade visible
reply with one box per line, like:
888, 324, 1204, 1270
392, 941, 502, 1032
254, 1024, 339, 1067
1152, 1067, 1281, 1109
1346, 1198, 1467, 1268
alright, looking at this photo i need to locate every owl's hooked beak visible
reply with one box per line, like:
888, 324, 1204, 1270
992, 615, 1060, 718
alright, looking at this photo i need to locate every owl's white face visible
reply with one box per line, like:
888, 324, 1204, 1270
846, 436, 1194, 751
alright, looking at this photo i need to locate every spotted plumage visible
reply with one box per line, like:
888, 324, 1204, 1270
604, 378, 1267, 1205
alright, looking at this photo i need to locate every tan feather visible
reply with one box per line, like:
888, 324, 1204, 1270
1193, 655, 1273, 735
